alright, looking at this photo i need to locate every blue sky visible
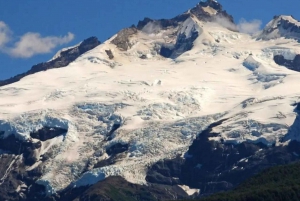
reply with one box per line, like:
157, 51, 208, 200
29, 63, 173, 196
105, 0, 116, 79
0, 0, 300, 80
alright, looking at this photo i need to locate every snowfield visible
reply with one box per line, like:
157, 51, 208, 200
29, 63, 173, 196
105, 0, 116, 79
1, 15, 300, 194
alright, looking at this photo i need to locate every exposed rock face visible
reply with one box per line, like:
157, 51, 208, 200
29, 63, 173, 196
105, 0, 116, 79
0, 154, 46, 201
0, 134, 42, 165
199, 0, 222, 10
0, 175, 190, 201
0, 134, 49, 201
30, 127, 67, 141
160, 27, 199, 58
47, 176, 190, 201
113, 0, 235, 57
0, 37, 101, 87
274, 54, 300, 72
191, 0, 235, 23
258, 15, 300, 40
146, 156, 184, 186
93, 143, 129, 169
105, 49, 114, 59
0, 154, 25, 201
137, 0, 234, 31
2, 1, 300, 201
106, 143, 129, 155
111, 27, 138, 51
0, 127, 71, 200
137, 14, 190, 31
295, 55, 300, 66
146, 119, 300, 197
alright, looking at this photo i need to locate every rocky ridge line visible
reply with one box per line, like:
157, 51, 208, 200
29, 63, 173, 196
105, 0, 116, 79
0, 37, 101, 87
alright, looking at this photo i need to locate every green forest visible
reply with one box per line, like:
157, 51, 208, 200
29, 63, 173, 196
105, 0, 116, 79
182, 162, 300, 201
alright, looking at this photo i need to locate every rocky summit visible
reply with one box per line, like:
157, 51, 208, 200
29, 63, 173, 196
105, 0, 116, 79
257, 15, 300, 40
1, 0, 300, 200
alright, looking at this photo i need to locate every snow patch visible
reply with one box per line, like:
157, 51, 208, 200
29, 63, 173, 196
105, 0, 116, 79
178, 185, 200, 196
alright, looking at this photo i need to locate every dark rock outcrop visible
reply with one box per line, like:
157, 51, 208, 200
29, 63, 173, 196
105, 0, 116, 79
199, 161, 300, 201
274, 54, 300, 72
106, 123, 121, 141
111, 28, 138, 51
146, 119, 300, 197
51, 176, 190, 201
0, 145, 47, 201
0, 129, 71, 200
105, 49, 114, 59
191, 0, 235, 24
0, 37, 101, 87
93, 143, 128, 169
0, 176, 189, 201
258, 15, 300, 40
137, 0, 234, 31
0, 157, 48, 201
137, 14, 190, 31
0, 134, 41, 165
30, 126, 67, 141
137, 0, 236, 59
160, 29, 199, 59
106, 143, 128, 155
137, 17, 153, 30
146, 156, 184, 186
199, 0, 222, 10
132, 0, 236, 57
140, 54, 148, 59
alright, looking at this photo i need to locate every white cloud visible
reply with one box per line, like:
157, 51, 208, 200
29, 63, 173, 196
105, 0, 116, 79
0, 21, 74, 58
0, 21, 12, 47
237, 18, 262, 35
9, 32, 74, 58
213, 16, 262, 35
214, 16, 238, 31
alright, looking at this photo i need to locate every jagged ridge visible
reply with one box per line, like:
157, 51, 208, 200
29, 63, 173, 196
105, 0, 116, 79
258, 15, 300, 40
0, 37, 101, 87
1, 0, 300, 200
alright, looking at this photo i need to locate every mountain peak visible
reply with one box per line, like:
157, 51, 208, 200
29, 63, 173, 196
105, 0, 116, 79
136, 0, 234, 31
199, 0, 222, 11
190, 0, 234, 23
271, 15, 300, 27
114, 0, 235, 58
258, 15, 300, 40
3, 1, 300, 200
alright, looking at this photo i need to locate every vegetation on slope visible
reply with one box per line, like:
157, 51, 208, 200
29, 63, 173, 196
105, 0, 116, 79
181, 162, 300, 201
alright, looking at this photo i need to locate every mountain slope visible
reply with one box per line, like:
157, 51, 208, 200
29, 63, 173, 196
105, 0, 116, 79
1, 0, 300, 200
191, 162, 300, 201
0, 37, 100, 87
258, 15, 300, 40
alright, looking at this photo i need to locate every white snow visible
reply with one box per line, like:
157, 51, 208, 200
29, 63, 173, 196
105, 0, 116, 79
48, 42, 81, 62
1, 19, 300, 194
202, 6, 218, 15
179, 17, 201, 38
178, 185, 200, 196
269, 16, 300, 29
258, 15, 300, 40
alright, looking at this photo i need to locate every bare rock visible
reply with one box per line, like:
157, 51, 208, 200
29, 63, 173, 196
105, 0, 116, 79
274, 54, 300, 72
105, 49, 114, 59
111, 27, 138, 51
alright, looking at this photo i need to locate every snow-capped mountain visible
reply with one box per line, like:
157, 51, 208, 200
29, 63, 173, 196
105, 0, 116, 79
1, 1, 300, 200
258, 15, 300, 40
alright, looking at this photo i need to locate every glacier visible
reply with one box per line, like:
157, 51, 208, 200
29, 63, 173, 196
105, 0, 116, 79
1, 1, 300, 199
